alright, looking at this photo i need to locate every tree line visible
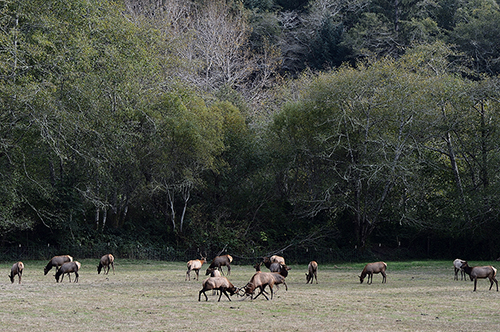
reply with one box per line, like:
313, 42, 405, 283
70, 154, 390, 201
1, 0, 500, 260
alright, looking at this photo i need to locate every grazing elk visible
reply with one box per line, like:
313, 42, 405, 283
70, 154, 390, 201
97, 254, 115, 275
198, 276, 238, 302
359, 261, 387, 284
44, 255, 73, 275
9, 262, 24, 284
461, 262, 498, 292
243, 272, 287, 300
262, 255, 285, 269
453, 258, 467, 281
269, 262, 290, 278
55, 261, 81, 283
206, 255, 233, 276
306, 261, 318, 284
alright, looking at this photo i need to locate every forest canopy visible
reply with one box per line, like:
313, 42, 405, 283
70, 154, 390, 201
1, 0, 500, 261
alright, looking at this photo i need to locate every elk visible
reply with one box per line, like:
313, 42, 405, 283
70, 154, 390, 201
97, 254, 115, 275
55, 261, 81, 283
243, 272, 286, 300
453, 258, 467, 281
262, 255, 285, 269
269, 262, 290, 278
461, 261, 498, 292
306, 261, 318, 284
206, 255, 232, 276
186, 255, 207, 281
198, 276, 238, 302
359, 261, 387, 284
9, 262, 24, 284
206, 267, 225, 276
44, 255, 73, 275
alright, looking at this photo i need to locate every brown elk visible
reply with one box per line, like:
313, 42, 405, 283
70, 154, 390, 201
206, 255, 233, 276
55, 261, 81, 283
9, 262, 24, 284
359, 262, 387, 284
461, 261, 498, 291
198, 276, 238, 302
306, 261, 318, 284
269, 262, 290, 278
97, 254, 115, 275
243, 272, 286, 300
186, 255, 207, 281
453, 258, 467, 281
44, 255, 73, 275
262, 255, 285, 269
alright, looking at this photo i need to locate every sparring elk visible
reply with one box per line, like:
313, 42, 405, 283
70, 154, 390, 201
97, 254, 115, 275
186, 255, 206, 281
359, 261, 387, 284
44, 255, 73, 275
198, 276, 238, 302
461, 261, 498, 291
9, 262, 24, 284
306, 261, 318, 284
243, 272, 287, 300
55, 261, 81, 283
453, 258, 467, 281
206, 255, 232, 276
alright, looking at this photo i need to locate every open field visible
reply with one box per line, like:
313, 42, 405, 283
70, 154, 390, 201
1, 259, 499, 331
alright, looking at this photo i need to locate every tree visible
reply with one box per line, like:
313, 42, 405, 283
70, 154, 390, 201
448, 0, 500, 75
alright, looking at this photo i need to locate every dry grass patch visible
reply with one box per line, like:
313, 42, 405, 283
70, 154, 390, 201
1, 259, 499, 331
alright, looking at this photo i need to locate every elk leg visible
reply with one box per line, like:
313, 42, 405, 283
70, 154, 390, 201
199, 290, 208, 301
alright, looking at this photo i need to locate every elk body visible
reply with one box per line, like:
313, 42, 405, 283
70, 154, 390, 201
9, 262, 24, 284
186, 256, 206, 281
44, 255, 73, 275
461, 262, 498, 291
453, 258, 467, 281
206, 255, 232, 276
262, 255, 285, 269
243, 272, 286, 300
55, 261, 81, 283
359, 261, 387, 284
97, 254, 115, 275
198, 276, 237, 302
306, 261, 318, 284
269, 262, 290, 278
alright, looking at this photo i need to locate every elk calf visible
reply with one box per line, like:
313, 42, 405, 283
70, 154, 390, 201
97, 254, 115, 275
306, 261, 318, 284
55, 261, 81, 283
198, 276, 237, 302
461, 262, 498, 291
9, 262, 24, 284
359, 261, 387, 284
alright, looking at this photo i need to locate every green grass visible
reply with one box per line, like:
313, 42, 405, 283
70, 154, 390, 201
1, 259, 499, 331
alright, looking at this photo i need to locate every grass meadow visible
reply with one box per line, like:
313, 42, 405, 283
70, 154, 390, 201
1, 259, 499, 331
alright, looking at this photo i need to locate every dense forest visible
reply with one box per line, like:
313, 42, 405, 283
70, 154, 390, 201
2, 0, 500, 261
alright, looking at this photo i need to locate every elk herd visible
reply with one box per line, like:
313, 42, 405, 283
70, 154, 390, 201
189, 254, 499, 301
6, 253, 114, 284
4, 252, 498, 298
